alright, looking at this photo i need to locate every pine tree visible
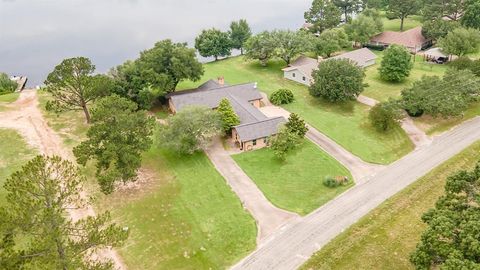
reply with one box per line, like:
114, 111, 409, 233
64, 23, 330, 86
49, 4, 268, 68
0, 156, 128, 269
285, 113, 308, 137
217, 98, 240, 133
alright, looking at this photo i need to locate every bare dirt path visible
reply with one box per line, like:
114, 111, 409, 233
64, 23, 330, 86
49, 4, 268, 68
258, 105, 384, 183
0, 90, 126, 270
232, 116, 480, 270
205, 138, 299, 243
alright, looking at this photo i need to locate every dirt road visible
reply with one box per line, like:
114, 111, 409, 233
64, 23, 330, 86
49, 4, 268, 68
0, 90, 126, 270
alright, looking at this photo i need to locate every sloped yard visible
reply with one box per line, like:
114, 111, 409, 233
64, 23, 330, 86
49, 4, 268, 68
38, 92, 257, 270
179, 56, 414, 164
232, 139, 352, 215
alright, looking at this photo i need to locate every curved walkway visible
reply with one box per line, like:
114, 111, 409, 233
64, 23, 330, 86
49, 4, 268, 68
206, 138, 299, 243
258, 105, 384, 183
232, 116, 480, 270
0, 90, 126, 270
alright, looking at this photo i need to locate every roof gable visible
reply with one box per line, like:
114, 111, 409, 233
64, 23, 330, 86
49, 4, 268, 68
370, 27, 429, 48
234, 117, 286, 142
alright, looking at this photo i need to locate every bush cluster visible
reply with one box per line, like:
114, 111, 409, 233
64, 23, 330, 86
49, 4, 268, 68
270, 89, 294, 105
323, 176, 349, 188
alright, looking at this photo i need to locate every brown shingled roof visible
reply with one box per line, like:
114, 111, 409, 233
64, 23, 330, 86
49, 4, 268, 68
370, 27, 429, 49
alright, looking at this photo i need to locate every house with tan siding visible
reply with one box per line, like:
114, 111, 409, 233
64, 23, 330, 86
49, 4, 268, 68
167, 78, 286, 151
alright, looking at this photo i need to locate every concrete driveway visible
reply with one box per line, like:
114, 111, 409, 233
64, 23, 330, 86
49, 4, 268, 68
205, 138, 299, 243
231, 116, 480, 270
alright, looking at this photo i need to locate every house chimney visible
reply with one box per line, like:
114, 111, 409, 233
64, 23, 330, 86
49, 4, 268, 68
218, 76, 225, 86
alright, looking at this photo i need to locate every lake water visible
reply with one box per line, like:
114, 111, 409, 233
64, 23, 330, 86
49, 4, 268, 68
0, 0, 310, 86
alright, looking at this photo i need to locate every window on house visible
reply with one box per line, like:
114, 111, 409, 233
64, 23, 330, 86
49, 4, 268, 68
292, 73, 296, 77
302, 76, 306, 81
253, 139, 257, 146
264, 138, 267, 144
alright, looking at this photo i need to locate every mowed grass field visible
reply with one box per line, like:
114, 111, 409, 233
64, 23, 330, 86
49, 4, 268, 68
233, 139, 352, 215
0, 129, 36, 204
38, 92, 257, 269
301, 141, 480, 270
381, 15, 422, 32
178, 56, 414, 164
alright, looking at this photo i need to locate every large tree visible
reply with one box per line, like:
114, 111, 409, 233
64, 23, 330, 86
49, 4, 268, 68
304, 0, 342, 33
379, 45, 413, 82
157, 106, 222, 155
410, 162, 480, 269
217, 98, 240, 133
310, 59, 366, 102
195, 28, 232, 61
137, 39, 204, 90
244, 31, 277, 66
44, 57, 112, 123
422, 20, 460, 41
345, 12, 383, 46
401, 70, 480, 118
272, 30, 313, 65
110, 40, 203, 110
438, 27, 480, 56
315, 28, 351, 57
229, 19, 252, 55
421, 0, 464, 21
462, 0, 480, 29
386, 0, 420, 31
333, 0, 361, 22
73, 95, 155, 194
0, 156, 128, 269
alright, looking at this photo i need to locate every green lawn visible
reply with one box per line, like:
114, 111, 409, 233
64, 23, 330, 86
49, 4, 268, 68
301, 141, 480, 270
233, 139, 352, 215
0, 92, 20, 111
0, 92, 19, 103
98, 148, 257, 269
381, 14, 422, 32
363, 52, 448, 101
0, 129, 37, 204
38, 91, 257, 269
179, 56, 414, 164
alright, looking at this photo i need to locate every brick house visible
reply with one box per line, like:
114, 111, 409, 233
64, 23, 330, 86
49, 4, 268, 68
167, 78, 285, 151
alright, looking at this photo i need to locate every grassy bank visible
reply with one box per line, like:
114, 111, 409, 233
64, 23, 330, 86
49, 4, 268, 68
233, 139, 352, 215
38, 91, 257, 269
301, 141, 480, 270
178, 56, 413, 164
0, 129, 37, 204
